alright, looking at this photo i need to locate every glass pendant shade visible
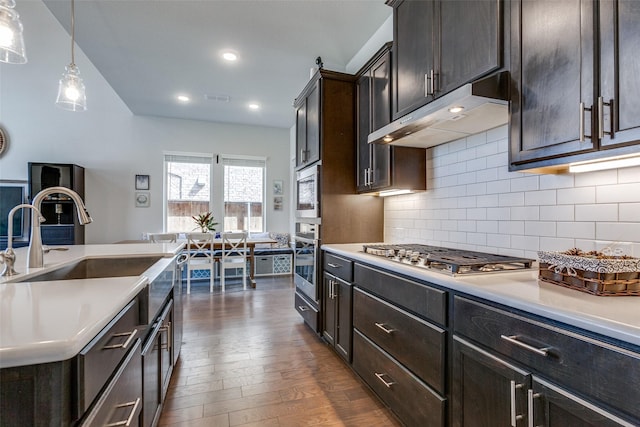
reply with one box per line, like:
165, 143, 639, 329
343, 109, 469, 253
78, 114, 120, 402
56, 64, 87, 111
0, 0, 27, 64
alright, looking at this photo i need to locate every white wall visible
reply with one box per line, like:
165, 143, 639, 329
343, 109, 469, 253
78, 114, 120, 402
0, 1, 291, 243
385, 125, 640, 258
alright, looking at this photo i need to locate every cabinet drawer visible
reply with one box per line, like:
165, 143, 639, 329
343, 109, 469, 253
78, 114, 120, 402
295, 291, 319, 332
324, 252, 353, 282
80, 339, 142, 427
454, 296, 640, 420
353, 288, 446, 393
77, 298, 140, 414
354, 263, 446, 326
353, 329, 446, 427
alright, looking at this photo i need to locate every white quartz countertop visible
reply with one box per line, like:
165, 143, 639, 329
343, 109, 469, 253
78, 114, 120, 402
323, 244, 640, 348
0, 243, 184, 369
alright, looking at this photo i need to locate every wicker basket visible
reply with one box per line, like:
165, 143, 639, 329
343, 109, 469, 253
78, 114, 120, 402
537, 251, 640, 296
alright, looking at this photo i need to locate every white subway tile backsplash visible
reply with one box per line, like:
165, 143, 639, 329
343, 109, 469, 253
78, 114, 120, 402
596, 182, 640, 203
619, 203, 640, 221
575, 204, 618, 222
511, 206, 540, 221
384, 129, 640, 251
596, 222, 640, 242
556, 222, 595, 239
524, 190, 556, 206
574, 169, 618, 187
557, 187, 595, 205
510, 176, 539, 192
525, 221, 556, 237
539, 205, 574, 221
499, 192, 525, 207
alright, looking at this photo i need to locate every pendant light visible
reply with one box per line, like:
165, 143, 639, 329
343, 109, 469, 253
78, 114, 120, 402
55, 0, 86, 111
0, 0, 27, 64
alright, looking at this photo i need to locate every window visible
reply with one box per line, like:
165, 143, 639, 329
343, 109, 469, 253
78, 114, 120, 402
164, 154, 213, 233
222, 156, 266, 233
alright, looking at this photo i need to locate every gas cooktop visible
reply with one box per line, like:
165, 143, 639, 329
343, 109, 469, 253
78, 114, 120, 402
362, 244, 534, 275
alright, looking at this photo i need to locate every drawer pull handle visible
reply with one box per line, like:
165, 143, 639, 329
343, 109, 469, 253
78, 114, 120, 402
327, 263, 340, 268
374, 372, 396, 388
104, 397, 141, 427
510, 380, 524, 427
527, 389, 541, 427
298, 305, 310, 312
501, 335, 550, 357
103, 329, 137, 350
374, 322, 395, 334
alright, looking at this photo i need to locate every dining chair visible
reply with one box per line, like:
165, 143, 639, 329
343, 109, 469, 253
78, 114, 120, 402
148, 232, 178, 243
185, 232, 215, 294
220, 231, 248, 292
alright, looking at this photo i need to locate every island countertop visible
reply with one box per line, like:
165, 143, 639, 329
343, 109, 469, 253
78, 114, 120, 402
322, 243, 640, 348
0, 243, 184, 368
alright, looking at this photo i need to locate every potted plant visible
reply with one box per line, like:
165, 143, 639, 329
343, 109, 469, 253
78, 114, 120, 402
192, 212, 219, 233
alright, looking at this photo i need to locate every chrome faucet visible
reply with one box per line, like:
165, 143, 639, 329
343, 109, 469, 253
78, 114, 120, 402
28, 186, 92, 268
1, 204, 44, 277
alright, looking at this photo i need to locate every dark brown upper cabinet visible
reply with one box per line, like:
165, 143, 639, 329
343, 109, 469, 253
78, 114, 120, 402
388, 0, 503, 121
295, 80, 320, 168
356, 43, 426, 194
510, 0, 640, 171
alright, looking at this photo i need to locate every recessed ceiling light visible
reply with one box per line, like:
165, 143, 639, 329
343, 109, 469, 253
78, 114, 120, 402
177, 95, 190, 102
248, 103, 260, 110
222, 51, 238, 61
449, 106, 464, 113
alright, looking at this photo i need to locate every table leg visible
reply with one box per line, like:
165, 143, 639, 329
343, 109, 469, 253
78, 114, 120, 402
249, 247, 256, 288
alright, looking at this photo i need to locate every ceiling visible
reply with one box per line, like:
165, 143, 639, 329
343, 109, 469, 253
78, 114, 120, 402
43, 0, 392, 129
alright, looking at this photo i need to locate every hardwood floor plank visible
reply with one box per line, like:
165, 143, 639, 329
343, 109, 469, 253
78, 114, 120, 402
159, 276, 401, 426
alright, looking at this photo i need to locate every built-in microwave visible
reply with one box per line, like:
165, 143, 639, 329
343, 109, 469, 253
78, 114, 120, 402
295, 163, 320, 219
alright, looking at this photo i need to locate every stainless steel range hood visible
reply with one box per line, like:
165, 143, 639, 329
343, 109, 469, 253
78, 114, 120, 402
368, 71, 510, 148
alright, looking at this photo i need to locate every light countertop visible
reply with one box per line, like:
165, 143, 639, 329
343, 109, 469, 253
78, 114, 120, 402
323, 244, 640, 348
0, 243, 184, 369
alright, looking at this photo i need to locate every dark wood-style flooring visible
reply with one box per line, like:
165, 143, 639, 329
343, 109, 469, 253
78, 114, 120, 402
159, 276, 402, 426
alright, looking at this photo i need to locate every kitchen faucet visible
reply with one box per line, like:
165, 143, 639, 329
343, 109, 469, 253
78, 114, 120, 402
28, 186, 92, 269
0, 204, 43, 277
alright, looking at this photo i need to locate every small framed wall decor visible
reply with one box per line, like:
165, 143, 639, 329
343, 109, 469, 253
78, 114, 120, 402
274, 196, 283, 211
273, 180, 283, 195
135, 192, 150, 208
135, 174, 150, 190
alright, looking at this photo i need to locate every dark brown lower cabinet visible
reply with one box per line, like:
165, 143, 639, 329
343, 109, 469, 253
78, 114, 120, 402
452, 336, 635, 427
142, 300, 174, 427
322, 272, 352, 362
353, 329, 445, 426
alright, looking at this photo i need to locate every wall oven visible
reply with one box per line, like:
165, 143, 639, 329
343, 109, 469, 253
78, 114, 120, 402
293, 222, 320, 303
295, 164, 320, 219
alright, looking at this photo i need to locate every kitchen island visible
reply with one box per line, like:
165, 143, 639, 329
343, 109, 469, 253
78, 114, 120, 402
0, 243, 184, 427
322, 243, 640, 427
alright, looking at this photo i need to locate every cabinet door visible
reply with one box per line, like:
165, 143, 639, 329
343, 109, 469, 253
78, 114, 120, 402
295, 103, 307, 168
393, 0, 437, 119
305, 82, 320, 165
370, 50, 392, 190
531, 377, 634, 427
510, 0, 596, 167
334, 278, 352, 362
322, 273, 336, 347
452, 336, 530, 427
439, 0, 501, 95
356, 73, 372, 192
599, 0, 640, 149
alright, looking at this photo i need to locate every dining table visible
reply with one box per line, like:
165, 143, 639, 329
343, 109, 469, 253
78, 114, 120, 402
117, 237, 278, 288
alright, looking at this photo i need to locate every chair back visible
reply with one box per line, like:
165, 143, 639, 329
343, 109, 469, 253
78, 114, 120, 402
186, 232, 215, 263
149, 232, 178, 243
221, 231, 247, 260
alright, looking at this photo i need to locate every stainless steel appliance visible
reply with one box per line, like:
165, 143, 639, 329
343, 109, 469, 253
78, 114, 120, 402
295, 164, 320, 219
362, 244, 533, 275
293, 222, 320, 302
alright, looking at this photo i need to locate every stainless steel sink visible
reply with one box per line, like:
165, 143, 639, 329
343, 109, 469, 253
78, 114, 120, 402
17, 256, 163, 282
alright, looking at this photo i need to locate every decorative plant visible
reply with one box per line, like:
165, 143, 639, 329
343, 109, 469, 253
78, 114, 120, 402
192, 212, 219, 233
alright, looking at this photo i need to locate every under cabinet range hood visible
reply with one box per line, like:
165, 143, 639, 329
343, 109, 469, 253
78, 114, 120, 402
368, 71, 510, 148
